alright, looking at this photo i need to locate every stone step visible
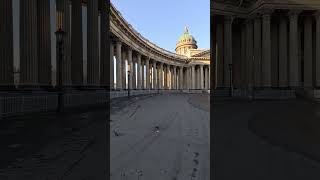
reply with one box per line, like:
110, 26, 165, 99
213, 90, 230, 97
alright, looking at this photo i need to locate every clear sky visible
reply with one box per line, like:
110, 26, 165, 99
111, 0, 210, 53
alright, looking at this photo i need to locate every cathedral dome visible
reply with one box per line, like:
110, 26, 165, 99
177, 26, 197, 45
176, 26, 198, 56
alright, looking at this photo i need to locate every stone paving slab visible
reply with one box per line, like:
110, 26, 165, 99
248, 99, 320, 162
213, 97, 320, 180
0, 94, 156, 179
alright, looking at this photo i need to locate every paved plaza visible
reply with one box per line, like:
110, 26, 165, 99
110, 94, 210, 180
213, 97, 320, 180
0, 94, 210, 180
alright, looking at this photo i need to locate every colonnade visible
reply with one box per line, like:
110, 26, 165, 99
214, 10, 320, 90
0, 0, 210, 91
110, 41, 210, 90
0, 0, 109, 89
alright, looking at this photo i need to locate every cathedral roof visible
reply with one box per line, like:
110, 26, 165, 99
177, 26, 197, 45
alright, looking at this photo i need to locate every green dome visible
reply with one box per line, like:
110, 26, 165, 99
178, 26, 196, 43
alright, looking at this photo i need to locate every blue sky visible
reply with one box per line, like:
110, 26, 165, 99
111, 0, 210, 53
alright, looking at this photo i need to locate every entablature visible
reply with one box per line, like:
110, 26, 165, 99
212, 0, 320, 18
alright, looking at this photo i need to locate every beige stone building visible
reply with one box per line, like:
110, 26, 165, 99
211, 0, 320, 99
110, 5, 210, 90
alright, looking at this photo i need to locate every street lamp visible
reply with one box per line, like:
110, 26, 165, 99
127, 65, 131, 98
228, 63, 233, 97
55, 27, 66, 112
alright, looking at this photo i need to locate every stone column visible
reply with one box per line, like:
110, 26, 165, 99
194, 67, 197, 89
204, 66, 208, 89
208, 66, 210, 89
191, 65, 195, 89
99, 0, 109, 88
195, 67, 198, 89
253, 16, 262, 88
153, 61, 157, 89
37, 0, 52, 88
121, 50, 126, 88
200, 65, 204, 89
304, 16, 313, 88
224, 16, 232, 87
142, 60, 145, 89
87, 0, 99, 86
288, 11, 301, 88
271, 19, 279, 88
279, 16, 288, 87
240, 24, 247, 88
176, 67, 179, 89
137, 54, 142, 89
169, 65, 171, 89
163, 64, 169, 89
71, 0, 83, 87
20, 0, 38, 87
262, 10, 272, 87
57, 0, 72, 86
174, 66, 177, 89
173, 66, 176, 89
168, 66, 171, 89
159, 63, 163, 89
216, 22, 224, 88
180, 67, 183, 89
206, 65, 210, 89
132, 57, 136, 89
171, 66, 174, 89
115, 41, 122, 89
188, 67, 192, 89
146, 57, 150, 89
110, 43, 114, 89
185, 67, 188, 89
315, 12, 320, 87
246, 19, 254, 89
164, 64, 166, 89
0, 0, 14, 88
127, 48, 133, 89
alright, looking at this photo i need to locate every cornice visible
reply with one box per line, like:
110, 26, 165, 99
110, 3, 190, 65
211, 0, 320, 18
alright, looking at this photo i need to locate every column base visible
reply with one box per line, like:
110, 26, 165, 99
295, 88, 320, 101
0, 85, 18, 92
233, 88, 296, 100
213, 87, 231, 97
15, 85, 42, 92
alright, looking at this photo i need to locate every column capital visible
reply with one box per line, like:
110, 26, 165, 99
116, 40, 122, 46
288, 10, 302, 17
260, 9, 274, 16
137, 53, 141, 59
313, 10, 320, 19
244, 17, 254, 25
224, 15, 234, 24
127, 47, 132, 53
250, 12, 262, 19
